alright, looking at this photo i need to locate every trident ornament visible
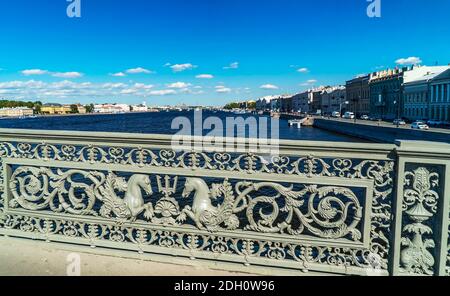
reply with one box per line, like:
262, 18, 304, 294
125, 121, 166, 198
153, 175, 181, 225
156, 175, 178, 199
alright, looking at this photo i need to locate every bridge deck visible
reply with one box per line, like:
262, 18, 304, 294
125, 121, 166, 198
0, 236, 254, 276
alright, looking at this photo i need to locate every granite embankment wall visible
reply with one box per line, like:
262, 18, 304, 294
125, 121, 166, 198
313, 118, 450, 143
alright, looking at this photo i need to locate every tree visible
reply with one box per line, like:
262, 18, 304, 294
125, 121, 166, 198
247, 101, 256, 110
0, 99, 42, 110
34, 105, 42, 114
85, 104, 94, 113
70, 104, 79, 114
224, 102, 241, 110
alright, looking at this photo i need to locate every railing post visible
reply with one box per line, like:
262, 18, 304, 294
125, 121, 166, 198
390, 140, 450, 276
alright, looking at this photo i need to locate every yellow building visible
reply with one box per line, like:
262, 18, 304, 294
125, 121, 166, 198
77, 105, 87, 114
41, 105, 71, 115
41, 104, 87, 115
0, 107, 34, 117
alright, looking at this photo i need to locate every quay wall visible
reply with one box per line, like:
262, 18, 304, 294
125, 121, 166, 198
313, 118, 450, 143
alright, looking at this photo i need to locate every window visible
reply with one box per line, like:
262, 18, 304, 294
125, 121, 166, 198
438, 85, 442, 102
432, 85, 437, 102
444, 84, 448, 103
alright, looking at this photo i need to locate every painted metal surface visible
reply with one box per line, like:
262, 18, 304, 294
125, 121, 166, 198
0, 129, 448, 276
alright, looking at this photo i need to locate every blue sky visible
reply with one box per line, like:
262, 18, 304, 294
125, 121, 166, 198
0, 0, 449, 106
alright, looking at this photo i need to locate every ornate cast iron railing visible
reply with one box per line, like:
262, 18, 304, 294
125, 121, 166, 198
0, 129, 449, 276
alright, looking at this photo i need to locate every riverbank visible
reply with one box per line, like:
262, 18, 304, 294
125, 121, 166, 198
313, 118, 450, 143
0, 111, 160, 120
0, 110, 365, 142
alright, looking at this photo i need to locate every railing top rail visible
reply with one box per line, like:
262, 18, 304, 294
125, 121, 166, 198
395, 140, 450, 159
0, 128, 397, 154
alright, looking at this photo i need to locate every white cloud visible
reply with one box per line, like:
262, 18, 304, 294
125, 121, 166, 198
102, 83, 127, 89
0, 78, 204, 100
120, 88, 138, 95
126, 67, 153, 74
170, 63, 197, 72
167, 82, 191, 89
0, 80, 46, 89
260, 84, 279, 90
21, 69, 83, 78
0, 80, 97, 99
216, 85, 232, 93
223, 62, 239, 70
21, 69, 49, 76
395, 57, 422, 65
149, 89, 177, 96
301, 79, 318, 86
52, 72, 83, 78
119, 83, 154, 95
133, 83, 154, 89
196, 74, 214, 79
297, 67, 309, 73
110, 72, 126, 77
49, 80, 91, 89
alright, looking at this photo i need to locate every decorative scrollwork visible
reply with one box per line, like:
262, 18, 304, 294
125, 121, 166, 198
9, 167, 155, 222
9, 167, 100, 215
0, 138, 400, 275
289, 155, 332, 178
8, 166, 365, 243
235, 182, 363, 240
400, 167, 439, 275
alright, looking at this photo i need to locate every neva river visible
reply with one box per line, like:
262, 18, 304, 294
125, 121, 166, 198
0, 111, 366, 142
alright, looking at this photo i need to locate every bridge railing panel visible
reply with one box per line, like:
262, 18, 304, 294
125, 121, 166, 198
0, 129, 449, 276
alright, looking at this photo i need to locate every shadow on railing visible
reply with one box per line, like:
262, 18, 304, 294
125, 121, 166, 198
0, 129, 448, 276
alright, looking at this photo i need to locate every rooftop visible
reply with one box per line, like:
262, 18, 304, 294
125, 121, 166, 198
403, 65, 450, 84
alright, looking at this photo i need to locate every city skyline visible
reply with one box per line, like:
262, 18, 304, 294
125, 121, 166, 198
0, 0, 449, 105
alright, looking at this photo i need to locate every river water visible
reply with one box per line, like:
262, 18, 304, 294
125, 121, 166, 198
0, 110, 367, 142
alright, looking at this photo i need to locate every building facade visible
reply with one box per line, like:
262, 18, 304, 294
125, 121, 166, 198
132, 102, 148, 112
270, 98, 281, 111
255, 98, 268, 111
346, 75, 370, 116
291, 89, 325, 114
369, 68, 405, 120
0, 107, 34, 117
403, 79, 429, 121
320, 86, 346, 115
402, 66, 450, 122
429, 69, 450, 122
41, 104, 86, 115
291, 91, 310, 114
94, 104, 131, 113
280, 96, 293, 113
403, 67, 448, 121
310, 89, 324, 114
256, 96, 279, 111
41, 104, 70, 115
77, 105, 87, 114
